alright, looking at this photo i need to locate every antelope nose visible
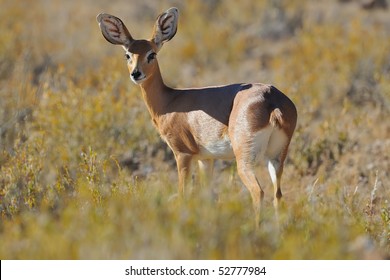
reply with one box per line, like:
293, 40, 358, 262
131, 70, 142, 80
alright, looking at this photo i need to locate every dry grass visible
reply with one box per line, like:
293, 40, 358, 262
0, 0, 389, 259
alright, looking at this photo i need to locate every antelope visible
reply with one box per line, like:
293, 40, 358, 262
96, 7, 297, 225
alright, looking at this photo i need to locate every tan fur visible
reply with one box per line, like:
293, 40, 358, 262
97, 8, 297, 226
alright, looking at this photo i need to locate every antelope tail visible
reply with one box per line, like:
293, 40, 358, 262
270, 108, 283, 128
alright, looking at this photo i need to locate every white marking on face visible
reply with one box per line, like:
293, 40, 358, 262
125, 51, 133, 62
124, 51, 144, 84
145, 50, 156, 63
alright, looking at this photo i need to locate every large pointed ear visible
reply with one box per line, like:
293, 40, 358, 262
97, 13, 134, 47
151, 7, 179, 51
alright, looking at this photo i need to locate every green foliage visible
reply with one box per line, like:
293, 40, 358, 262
0, 0, 389, 259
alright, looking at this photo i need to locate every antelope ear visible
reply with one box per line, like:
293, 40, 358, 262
97, 13, 134, 47
151, 7, 179, 51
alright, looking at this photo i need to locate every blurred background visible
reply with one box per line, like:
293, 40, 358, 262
0, 0, 389, 259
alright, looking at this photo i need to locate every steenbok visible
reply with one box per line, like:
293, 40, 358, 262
97, 7, 297, 225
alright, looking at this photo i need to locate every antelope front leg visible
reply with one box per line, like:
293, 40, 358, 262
198, 159, 214, 188
175, 153, 193, 197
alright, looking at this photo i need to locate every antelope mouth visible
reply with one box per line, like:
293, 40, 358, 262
130, 74, 147, 84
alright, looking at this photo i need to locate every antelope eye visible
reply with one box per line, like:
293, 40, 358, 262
124, 53, 131, 60
147, 52, 156, 63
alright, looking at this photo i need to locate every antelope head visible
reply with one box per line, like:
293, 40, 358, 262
97, 7, 178, 85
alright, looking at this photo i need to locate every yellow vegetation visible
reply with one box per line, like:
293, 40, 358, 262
0, 0, 389, 259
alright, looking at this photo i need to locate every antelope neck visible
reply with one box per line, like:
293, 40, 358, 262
139, 62, 175, 118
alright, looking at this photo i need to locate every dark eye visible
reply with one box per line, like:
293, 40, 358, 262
147, 52, 156, 63
124, 53, 131, 60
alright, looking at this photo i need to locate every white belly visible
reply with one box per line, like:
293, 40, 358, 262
199, 135, 234, 159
